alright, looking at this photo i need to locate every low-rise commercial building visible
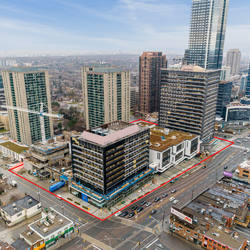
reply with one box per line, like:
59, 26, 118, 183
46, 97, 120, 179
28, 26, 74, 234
234, 161, 250, 184
70, 121, 153, 208
0, 195, 41, 227
0, 141, 28, 161
169, 181, 249, 249
224, 102, 250, 123
135, 121, 200, 173
21, 207, 74, 249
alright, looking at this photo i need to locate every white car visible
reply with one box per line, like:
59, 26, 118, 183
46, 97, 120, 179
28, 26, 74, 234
169, 197, 175, 202
173, 199, 179, 204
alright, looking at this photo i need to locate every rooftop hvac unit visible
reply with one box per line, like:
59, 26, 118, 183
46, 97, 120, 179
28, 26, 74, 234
28, 199, 33, 204
59, 219, 63, 224
12, 203, 16, 207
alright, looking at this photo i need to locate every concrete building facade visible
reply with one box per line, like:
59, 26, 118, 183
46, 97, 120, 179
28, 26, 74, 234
82, 66, 130, 130
139, 52, 167, 114
1, 68, 53, 145
159, 65, 220, 142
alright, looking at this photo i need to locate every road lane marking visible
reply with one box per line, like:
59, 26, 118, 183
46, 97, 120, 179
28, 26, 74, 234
145, 238, 158, 248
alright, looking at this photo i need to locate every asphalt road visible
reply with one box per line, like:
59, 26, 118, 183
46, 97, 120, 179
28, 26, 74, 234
0, 140, 248, 249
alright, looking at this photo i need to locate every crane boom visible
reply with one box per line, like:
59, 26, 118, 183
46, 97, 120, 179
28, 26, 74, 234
1, 104, 63, 143
1, 105, 63, 118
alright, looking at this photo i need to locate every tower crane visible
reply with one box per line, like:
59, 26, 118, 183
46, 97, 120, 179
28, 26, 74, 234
1, 103, 63, 143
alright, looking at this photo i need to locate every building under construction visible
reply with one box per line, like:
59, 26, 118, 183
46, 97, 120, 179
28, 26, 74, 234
24, 138, 70, 178
70, 121, 153, 208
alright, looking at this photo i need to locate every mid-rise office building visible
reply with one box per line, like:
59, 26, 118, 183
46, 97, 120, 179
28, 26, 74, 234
246, 65, 250, 98
82, 66, 130, 130
226, 49, 241, 75
216, 81, 232, 117
159, 65, 220, 142
2, 68, 53, 145
185, 0, 229, 70
70, 121, 153, 207
139, 52, 167, 113
224, 102, 250, 122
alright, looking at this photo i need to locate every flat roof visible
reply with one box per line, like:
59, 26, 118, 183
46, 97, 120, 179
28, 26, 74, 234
239, 161, 250, 170
135, 122, 197, 151
20, 229, 42, 245
29, 208, 73, 238
79, 121, 148, 147
173, 181, 249, 249
2, 67, 45, 73
1, 195, 39, 216
0, 141, 28, 154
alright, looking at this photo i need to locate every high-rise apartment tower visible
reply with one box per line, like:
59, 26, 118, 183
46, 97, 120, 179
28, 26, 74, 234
139, 52, 167, 113
185, 0, 229, 70
82, 66, 130, 130
2, 68, 53, 145
226, 49, 241, 75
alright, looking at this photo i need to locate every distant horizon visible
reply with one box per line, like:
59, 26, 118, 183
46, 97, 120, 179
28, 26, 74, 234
0, 0, 249, 57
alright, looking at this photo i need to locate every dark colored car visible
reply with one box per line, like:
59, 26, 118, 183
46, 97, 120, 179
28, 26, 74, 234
162, 193, 168, 198
150, 209, 157, 215
140, 200, 147, 206
120, 211, 129, 217
224, 166, 228, 170
131, 205, 138, 211
136, 207, 143, 213
128, 212, 135, 218
154, 197, 161, 202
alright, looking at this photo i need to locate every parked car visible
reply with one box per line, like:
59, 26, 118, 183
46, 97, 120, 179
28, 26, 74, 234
131, 205, 138, 211
154, 197, 161, 202
140, 200, 147, 206
136, 207, 143, 213
120, 211, 129, 217
162, 193, 168, 198
128, 212, 135, 218
145, 201, 151, 207
171, 189, 176, 193
173, 199, 179, 204
170, 180, 175, 183
224, 166, 228, 170
150, 209, 157, 215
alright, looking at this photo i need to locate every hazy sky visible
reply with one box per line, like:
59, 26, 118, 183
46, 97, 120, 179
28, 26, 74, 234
0, 0, 249, 56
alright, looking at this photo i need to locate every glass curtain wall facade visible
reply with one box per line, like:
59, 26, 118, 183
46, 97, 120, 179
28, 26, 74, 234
246, 65, 250, 98
185, 0, 229, 70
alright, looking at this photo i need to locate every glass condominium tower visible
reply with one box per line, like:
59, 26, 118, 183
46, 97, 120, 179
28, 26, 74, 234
185, 0, 229, 70
2, 68, 53, 145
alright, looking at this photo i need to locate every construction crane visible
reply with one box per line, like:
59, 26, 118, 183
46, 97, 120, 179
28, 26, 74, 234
1, 103, 63, 143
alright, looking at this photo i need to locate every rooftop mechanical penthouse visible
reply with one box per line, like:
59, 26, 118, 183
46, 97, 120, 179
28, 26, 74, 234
70, 121, 153, 208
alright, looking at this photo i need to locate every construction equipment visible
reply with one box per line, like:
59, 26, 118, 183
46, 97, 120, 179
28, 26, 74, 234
2, 103, 63, 142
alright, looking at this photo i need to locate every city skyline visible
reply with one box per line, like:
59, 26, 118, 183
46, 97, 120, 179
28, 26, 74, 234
0, 0, 250, 57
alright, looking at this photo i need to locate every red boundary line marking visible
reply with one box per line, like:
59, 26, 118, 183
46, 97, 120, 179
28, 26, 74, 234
8, 119, 234, 221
